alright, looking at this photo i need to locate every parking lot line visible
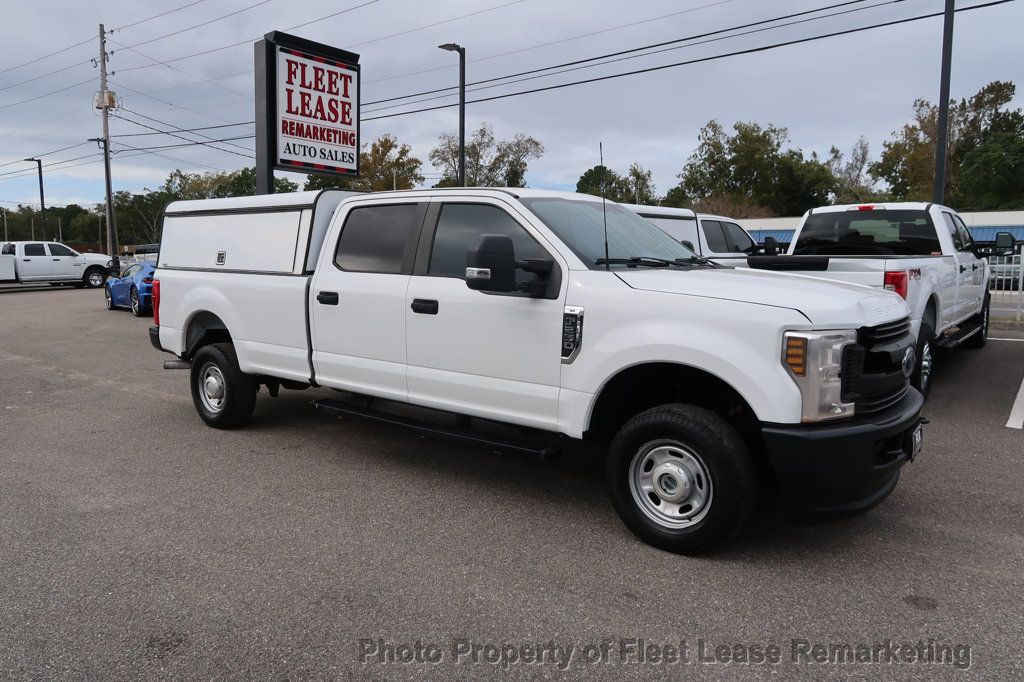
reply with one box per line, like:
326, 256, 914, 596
1008, 377, 1024, 430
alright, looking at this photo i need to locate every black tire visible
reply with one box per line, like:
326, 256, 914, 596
83, 266, 106, 288
912, 321, 935, 400
104, 287, 115, 311
129, 286, 148, 317
606, 404, 756, 554
966, 294, 990, 349
189, 343, 258, 429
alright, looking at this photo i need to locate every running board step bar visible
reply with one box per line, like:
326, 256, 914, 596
310, 399, 561, 460
935, 321, 982, 349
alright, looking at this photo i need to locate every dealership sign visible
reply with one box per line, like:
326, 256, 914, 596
255, 31, 360, 192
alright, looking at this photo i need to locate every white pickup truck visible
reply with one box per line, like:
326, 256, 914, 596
622, 204, 755, 266
150, 188, 925, 553
745, 203, 1016, 397
0, 241, 112, 288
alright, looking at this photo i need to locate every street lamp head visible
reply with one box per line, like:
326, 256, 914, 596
24, 158, 39, 163
438, 43, 462, 52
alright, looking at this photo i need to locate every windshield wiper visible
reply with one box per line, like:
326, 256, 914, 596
676, 255, 718, 268
596, 256, 675, 268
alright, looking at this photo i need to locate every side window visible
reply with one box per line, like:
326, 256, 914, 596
701, 220, 730, 253
429, 203, 547, 284
723, 222, 754, 252
48, 243, 75, 257
952, 215, 974, 251
334, 204, 421, 274
24, 243, 46, 256
942, 213, 964, 251
124, 265, 141, 278
1, 243, 13, 255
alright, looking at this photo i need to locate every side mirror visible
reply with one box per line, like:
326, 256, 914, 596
465, 234, 552, 297
762, 236, 779, 255
994, 231, 1016, 255
681, 240, 695, 252
466, 234, 516, 293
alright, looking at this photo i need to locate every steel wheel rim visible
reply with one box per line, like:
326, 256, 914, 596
88, 271, 103, 287
198, 362, 226, 414
131, 289, 139, 314
920, 341, 932, 391
104, 288, 112, 309
629, 440, 713, 529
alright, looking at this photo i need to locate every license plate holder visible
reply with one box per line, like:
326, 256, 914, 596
906, 422, 924, 462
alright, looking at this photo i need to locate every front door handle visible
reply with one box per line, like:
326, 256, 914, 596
53, 258, 61, 261
316, 291, 339, 305
411, 298, 439, 315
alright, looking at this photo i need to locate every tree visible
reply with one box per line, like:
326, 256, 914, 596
870, 81, 1024, 209
305, 134, 424, 191
429, 122, 544, 187
827, 137, 882, 203
678, 120, 834, 217
660, 184, 691, 208
575, 162, 655, 203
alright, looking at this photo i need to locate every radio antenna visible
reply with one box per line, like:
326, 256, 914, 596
600, 142, 609, 270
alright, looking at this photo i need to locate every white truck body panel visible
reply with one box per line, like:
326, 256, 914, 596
0, 254, 15, 280
0, 241, 110, 284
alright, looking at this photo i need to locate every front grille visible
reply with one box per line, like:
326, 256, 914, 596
842, 317, 913, 414
860, 316, 911, 346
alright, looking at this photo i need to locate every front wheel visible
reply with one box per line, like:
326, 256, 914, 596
190, 343, 258, 429
607, 404, 756, 554
83, 267, 106, 288
104, 287, 114, 310
966, 295, 990, 349
912, 322, 935, 399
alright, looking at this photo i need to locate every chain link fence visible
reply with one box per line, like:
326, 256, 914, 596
989, 253, 1023, 321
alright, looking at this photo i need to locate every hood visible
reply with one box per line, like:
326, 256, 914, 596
81, 252, 111, 262
616, 267, 909, 327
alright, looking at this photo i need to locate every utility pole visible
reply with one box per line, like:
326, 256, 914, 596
933, 0, 955, 204
24, 158, 46, 235
97, 24, 119, 269
58, 216, 63, 242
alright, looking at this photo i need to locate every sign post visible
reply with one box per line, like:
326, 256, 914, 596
254, 31, 360, 194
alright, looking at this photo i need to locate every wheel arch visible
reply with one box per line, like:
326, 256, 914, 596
585, 361, 763, 449
183, 310, 232, 360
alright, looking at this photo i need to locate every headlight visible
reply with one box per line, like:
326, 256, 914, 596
783, 330, 857, 422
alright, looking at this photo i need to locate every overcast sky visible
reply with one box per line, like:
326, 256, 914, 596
0, 0, 1021, 210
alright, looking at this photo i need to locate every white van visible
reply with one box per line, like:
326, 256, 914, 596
621, 205, 757, 265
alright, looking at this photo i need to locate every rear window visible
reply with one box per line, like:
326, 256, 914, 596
24, 243, 45, 256
335, 204, 421, 274
793, 210, 940, 256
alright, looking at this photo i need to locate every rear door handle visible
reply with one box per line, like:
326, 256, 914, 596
316, 291, 339, 305
959, 265, 967, 273
53, 258, 60, 261
411, 298, 439, 315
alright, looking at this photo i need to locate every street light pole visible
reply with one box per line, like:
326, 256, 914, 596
24, 157, 46, 237
439, 43, 466, 186
933, 0, 955, 204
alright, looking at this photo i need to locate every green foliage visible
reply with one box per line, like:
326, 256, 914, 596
429, 122, 544, 187
679, 120, 835, 217
575, 162, 656, 204
870, 80, 1024, 209
305, 134, 424, 191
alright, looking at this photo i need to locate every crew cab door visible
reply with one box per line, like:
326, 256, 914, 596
941, 212, 982, 322
404, 199, 565, 431
310, 201, 426, 402
46, 242, 80, 279
19, 243, 50, 280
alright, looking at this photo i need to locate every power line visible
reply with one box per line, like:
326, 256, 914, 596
110, 135, 255, 153
114, 0, 212, 31
0, 142, 92, 169
114, 112, 255, 159
118, 0, 276, 52
349, 0, 526, 48
362, 0, 1016, 122
116, 0, 381, 73
119, 107, 255, 153
109, 141, 228, 172
108, 39, 249, 99
111, 121, 254, 137
0, 153, 102, 180
0, 77, 94, 112
364, 0, 877, 108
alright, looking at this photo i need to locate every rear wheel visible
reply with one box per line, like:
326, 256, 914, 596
190, 342, 257, 429
83, 267, 106, 288
912, 321, 935, 399
967, 294, 990, 349
607, 404, 756, 554
129, 287, 147, 317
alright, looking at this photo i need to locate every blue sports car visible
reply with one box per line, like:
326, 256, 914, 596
105, 262, 155, 317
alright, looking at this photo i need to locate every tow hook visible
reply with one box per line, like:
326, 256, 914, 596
163, 359, 191, 370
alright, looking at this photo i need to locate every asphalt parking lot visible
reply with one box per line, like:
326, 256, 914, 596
1, 286, 1023, 678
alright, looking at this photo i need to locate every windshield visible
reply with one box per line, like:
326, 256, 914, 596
793, 210, 940, 256
520, 198, 697, 268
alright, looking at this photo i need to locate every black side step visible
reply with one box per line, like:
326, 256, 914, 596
935, 321, 982, 349
311, 399, 561, 460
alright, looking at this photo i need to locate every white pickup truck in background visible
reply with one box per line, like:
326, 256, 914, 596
744, 203, 1016, 397
622, 204, 756, 266
0, 241, 112, 288
149, 188, 925, 553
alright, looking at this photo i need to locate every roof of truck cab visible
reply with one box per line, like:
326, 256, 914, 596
164, 189, 361, 215
620, 204, 697, 219
809, 202, 950, 213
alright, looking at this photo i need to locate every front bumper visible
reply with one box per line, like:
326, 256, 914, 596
762, 389, 924, 517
